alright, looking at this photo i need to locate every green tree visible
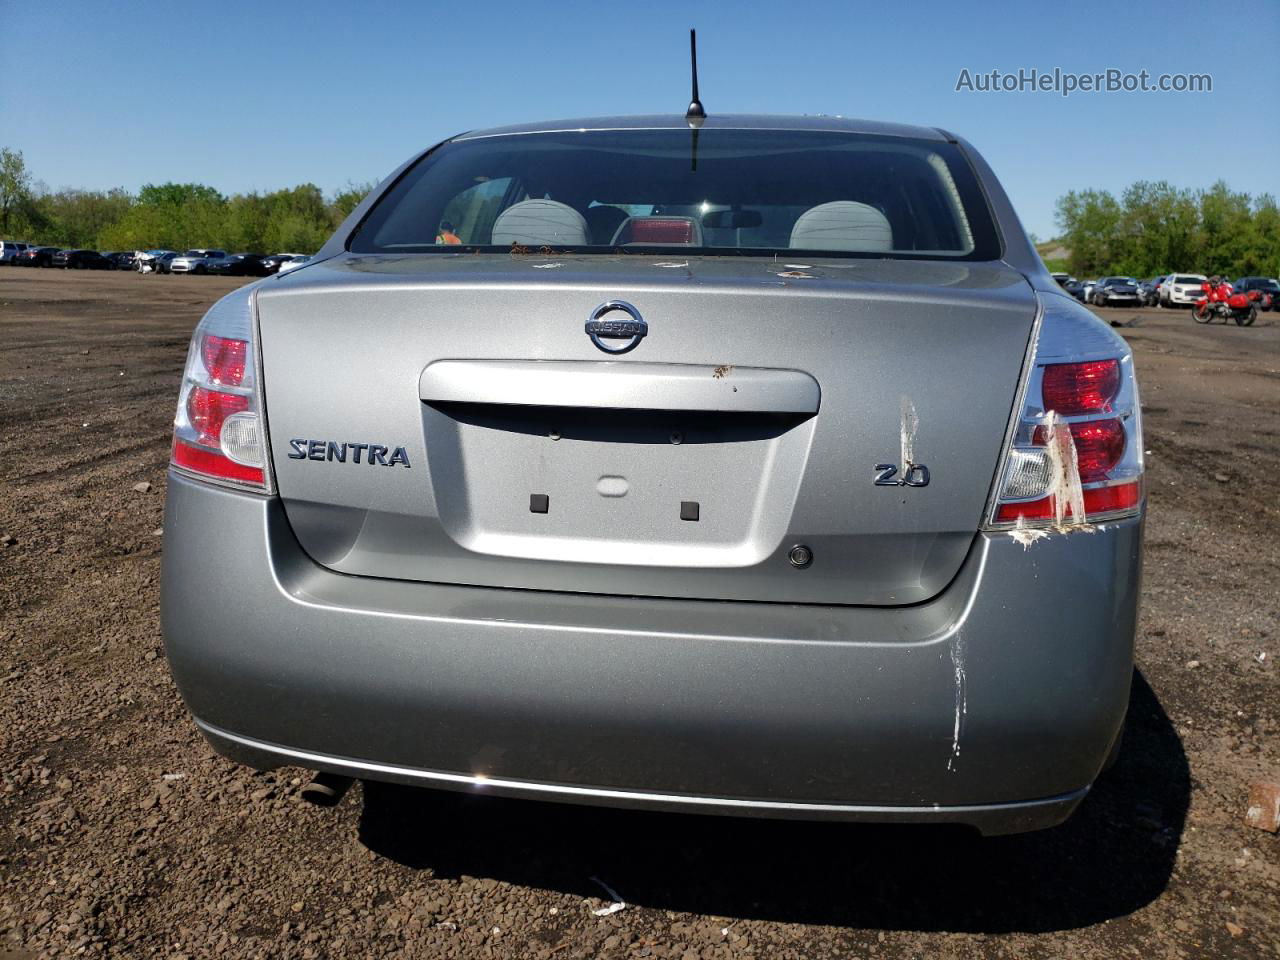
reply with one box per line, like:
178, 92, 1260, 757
38, 188, 134, 248
137, 182, 225, 208
98, 203, 175, 251
1195, 181, 1253, 277
1054, 180, 1280, 280
0, 147, 33, 236
1055, 189, 1122, 277
1244, 195, 1280, 277
1115, 181, 1197, 277
329, 181, 375, 228
261, 184, 330, 253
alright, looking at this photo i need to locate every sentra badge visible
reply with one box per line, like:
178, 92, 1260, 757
287, 439, 411, 468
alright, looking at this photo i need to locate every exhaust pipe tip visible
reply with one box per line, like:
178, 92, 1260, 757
300, 772, 354, 808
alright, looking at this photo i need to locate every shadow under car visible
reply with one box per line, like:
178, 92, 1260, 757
355, 670, 1187, 934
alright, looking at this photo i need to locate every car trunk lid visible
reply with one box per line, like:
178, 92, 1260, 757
258, 253, 1035, 605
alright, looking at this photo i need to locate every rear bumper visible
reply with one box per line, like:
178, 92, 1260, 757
162, 472, 1142, 835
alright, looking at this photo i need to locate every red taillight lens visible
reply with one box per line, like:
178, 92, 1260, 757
1041, 359, 1120, 415
171, 437, 264, 485
186, 386, 249, 447
1068, 419, 1126, 480
1032, 418, 1126, 482
617, 218, 696, 244
201, 334, 247, 386
995, 479, 1142, 523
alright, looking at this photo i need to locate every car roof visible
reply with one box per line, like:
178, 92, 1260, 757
453, 113, 949, 143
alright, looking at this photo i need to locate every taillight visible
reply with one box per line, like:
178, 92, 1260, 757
1031, 418, 1125, 481
200, 334, 248, 386
1040, 359, 1119, 415
171, 290, 272, 491
987, 294, 1143, 530
994, 481, 1142, 524
186, 386, 250, 446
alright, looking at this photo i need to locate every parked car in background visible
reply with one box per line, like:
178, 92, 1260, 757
1050, 272, 1070, 286
1232, 276, 1279, 311
163, 113, 1145, 838
170, 249, 230, 274
1091, 276, 1141, 307
1160, 273, 1208, 307
0, 241, 31, 264
17, 246, 61, 267
1063, 278, 1087, 301
103, 252, 136, 271
207, 253, 269, 277
53, 249, 112, 270
1080, 279, 1098, 302
261, 253, 305, 275
1138, 276, 1164, 306
275, 254, 312, 275
136, 249, 177, 272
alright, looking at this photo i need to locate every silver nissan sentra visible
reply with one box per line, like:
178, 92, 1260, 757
161, 113, 1144, 835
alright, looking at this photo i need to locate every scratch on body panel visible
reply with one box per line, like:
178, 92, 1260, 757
947, 632, 967, 772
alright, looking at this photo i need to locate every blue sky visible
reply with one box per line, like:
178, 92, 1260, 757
3, 0, 1276, 239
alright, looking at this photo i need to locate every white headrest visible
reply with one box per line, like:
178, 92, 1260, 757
490, 199, 589, 246
790, 201, 893, 252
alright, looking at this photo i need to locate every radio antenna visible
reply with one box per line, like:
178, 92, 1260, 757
685, 29, 706, 121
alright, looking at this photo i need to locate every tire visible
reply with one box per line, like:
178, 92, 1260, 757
1192, 303, 1212, 323
1237, 306, 1257, 327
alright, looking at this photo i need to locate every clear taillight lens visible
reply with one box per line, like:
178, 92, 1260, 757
987, 295, 1143, 529
171, 290, 272, 491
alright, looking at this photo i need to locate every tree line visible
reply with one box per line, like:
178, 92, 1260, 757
0, 147, 371, 255
1054, 180, 1280, 279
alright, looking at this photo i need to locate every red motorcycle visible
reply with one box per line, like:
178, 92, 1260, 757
1193, 280, 1257, 326
1244, 289, 1275, 313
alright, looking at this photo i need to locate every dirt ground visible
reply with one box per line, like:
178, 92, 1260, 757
1, 268, 1276, 959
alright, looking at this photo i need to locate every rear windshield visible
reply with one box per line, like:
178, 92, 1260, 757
350, 128, 1001, 261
